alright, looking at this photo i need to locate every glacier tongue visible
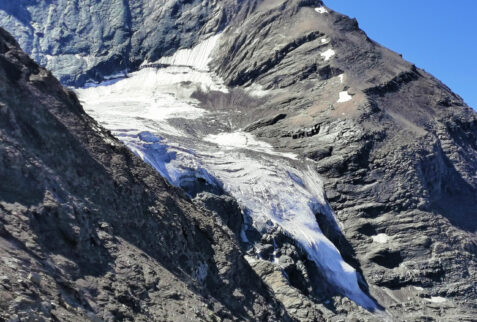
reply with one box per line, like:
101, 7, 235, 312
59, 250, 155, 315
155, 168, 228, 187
76, 35, 376, 310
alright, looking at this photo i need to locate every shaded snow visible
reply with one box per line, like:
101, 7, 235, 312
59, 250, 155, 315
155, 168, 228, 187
337, 91, 352, 103
321, 48, 335, 61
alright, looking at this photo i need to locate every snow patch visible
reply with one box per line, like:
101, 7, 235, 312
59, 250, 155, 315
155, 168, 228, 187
426, 296, 447, 303
315, 7, 329, 14
156, 34, 221, 71
337, 91, 352, 103
339, 74, 344, 84
372, 233, 389, 243
321, 48, 335, 61
245, 83, 271, 97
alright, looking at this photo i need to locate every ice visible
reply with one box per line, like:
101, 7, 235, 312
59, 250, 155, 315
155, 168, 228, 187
315, 7, 329, 14
321, 48, 335, 61
124, 133, 375, 309
337, 90, 352, 103
77, 34, 377, 311
372, 233, 390, 243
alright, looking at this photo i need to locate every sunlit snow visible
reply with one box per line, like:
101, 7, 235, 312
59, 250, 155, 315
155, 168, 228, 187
204, 132, 297, 159
337, 90, 352, 103
149, 34, 221, 71
425, 296, 447, 303
76, 34, 376, 311
315, 7, 329, 14
372, 233, 389, 243
321, 48, 335, 61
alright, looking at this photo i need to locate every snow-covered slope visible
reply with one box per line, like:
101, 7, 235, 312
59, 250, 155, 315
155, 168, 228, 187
76, 35, 377, 311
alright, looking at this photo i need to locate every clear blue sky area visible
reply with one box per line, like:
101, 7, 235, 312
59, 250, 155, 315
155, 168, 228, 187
326, 0, 477, 109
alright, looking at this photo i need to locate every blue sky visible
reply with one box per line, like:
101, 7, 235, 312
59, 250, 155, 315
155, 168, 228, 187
326, 0, 477, 109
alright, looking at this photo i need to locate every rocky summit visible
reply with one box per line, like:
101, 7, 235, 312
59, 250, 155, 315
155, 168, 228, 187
1, 0, 476, 321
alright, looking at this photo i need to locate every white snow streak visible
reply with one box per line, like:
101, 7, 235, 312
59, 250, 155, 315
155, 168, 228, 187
372, 233, 390, 244
425, 296, 447, 303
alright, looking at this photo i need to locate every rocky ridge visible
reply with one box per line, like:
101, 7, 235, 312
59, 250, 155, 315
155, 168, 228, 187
0, 28, 290, 321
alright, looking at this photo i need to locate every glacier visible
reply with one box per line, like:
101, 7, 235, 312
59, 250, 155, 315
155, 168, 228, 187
76, 34, 377, 311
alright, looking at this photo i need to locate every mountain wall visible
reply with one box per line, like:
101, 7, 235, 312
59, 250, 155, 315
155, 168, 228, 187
0, 27, 291, 321
1, 0, 476, 321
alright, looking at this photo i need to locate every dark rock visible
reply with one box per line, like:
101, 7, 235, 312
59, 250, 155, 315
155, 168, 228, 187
0, 27, 289, 321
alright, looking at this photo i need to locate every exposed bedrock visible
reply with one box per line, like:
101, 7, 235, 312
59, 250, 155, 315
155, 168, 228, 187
210, 1, 477, 320
0, 28, 291, 321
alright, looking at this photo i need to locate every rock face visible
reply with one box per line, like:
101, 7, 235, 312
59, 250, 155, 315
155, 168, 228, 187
0, 28, 289, 321
0, 0, 244, 86
1, 0, 477, 321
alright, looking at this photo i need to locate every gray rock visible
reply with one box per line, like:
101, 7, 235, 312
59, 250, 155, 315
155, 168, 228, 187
0, 28, 290, 321
1, 0, 476, 320
0, 0, 243, 86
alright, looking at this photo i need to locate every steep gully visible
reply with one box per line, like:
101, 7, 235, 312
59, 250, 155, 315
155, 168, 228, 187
76, 33, 378, 311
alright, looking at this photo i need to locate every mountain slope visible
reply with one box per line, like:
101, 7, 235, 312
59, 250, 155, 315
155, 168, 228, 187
1, 0, 477, 321
0, 27, 291, 321
211, 1, 477, 318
